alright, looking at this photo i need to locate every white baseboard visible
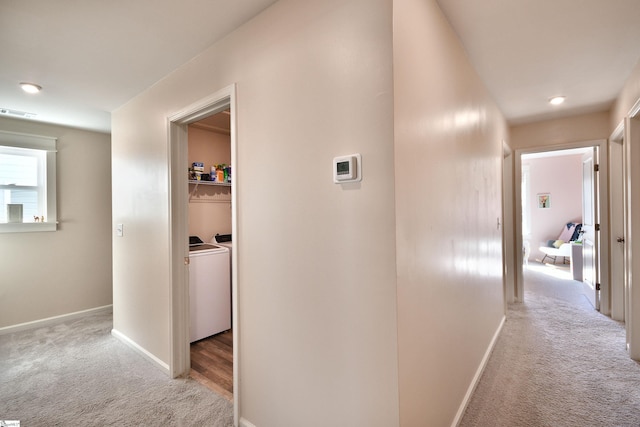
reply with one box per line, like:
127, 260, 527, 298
0, 304, 113, 336
451, 314, 506, 427
111, 328, 170, 375
239, 418, 257, 427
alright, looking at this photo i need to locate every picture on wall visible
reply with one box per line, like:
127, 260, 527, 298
537, 193, 550, 209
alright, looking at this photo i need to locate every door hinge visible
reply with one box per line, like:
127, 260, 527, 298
184, 257, 190, 265
594, 164, 600, 172
596, 283, 601, 291
595, 223, 600, 231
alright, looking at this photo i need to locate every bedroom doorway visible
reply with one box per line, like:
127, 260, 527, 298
514, 140, 610, 313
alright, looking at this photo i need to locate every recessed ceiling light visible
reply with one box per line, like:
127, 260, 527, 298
549, 96, 566, 106
20, 82, 42, 94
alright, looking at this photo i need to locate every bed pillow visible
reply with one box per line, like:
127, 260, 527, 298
553, 239, 564, 248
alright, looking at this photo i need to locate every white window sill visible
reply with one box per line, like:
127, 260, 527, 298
0, 222, 57, 233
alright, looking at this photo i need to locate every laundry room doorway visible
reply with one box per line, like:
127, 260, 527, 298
167, 84, 239, 421
187, 107, 233, 400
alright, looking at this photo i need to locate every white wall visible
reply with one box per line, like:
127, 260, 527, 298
523, 154, 583, 261
0, 116, 112, 329
112, 0, 399, 425
393, 0, 507, 425
510, 111, 611, 151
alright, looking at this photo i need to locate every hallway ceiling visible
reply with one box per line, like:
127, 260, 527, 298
437, 0, 640, 124
0, 0, 278, 133
2, 0, 640, 133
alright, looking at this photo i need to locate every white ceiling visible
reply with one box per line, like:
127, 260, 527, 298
0, 0, 279, 133
2, 1, 640, 133
436, 0, 640, 124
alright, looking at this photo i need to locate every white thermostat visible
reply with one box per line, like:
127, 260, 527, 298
333, 153, 362, 183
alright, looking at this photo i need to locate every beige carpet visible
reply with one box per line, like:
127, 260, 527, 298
0, 310, 232, 426
460, 262, 640, 427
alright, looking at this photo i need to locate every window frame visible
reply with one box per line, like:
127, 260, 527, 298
0, 130, 57, 233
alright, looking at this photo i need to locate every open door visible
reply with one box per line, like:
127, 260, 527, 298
582, 148, 599, 309
609, 134, 625, 322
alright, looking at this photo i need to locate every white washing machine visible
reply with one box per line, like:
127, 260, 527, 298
212, 234, 233, 279
212, 233, 232, 253
189, 236, 230, 342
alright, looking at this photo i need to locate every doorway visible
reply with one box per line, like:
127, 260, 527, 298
187, 110, 233, 400
514, 139, 610, 313
167, 84, 239, 422
609, 125, 625, 322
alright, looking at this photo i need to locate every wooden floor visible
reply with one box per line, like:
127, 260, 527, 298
190, 329, 233, 401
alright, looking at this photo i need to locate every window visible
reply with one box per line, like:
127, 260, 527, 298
0, 130, 57, 232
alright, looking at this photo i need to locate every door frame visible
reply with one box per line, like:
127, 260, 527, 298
503, 141, 515, 307
514, 139, 609, 309
167, 84, 239, 424
609, 122, 625, 321
581, 148, 599, 309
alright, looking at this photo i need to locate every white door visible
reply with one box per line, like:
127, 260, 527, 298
609, 138, 625, 321
582, 148, 599, 309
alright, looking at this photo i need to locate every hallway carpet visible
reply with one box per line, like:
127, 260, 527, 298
0, 310, 232, 426
460, 262, 640, 427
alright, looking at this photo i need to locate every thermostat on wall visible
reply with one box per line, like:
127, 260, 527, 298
333, 153, 362, 183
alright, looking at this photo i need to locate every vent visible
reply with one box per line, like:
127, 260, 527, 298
0, 108, 37, 119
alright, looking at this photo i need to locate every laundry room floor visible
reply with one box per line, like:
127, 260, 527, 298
190, 330, 233, 401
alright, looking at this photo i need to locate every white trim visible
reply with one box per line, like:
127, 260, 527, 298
111, 328, 170, 374
239, 419, 257, 427
229, 88, 239, 427
167, 86, 235, 124
0, 129, 58, 230
167, 84, 235, 377
451, 315, 506, 427
0, 222, 57, 233
629, 98, 640, 118
167, 115, 190, 379
514, 139, 609, 306
0, 130, 56, 150
0, 304, 112, 335
611, 120, 625, 142
608, 124, 625, 321
168, 84, 239, 426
